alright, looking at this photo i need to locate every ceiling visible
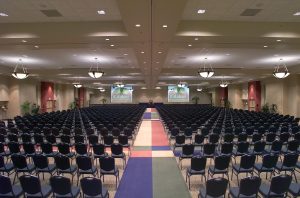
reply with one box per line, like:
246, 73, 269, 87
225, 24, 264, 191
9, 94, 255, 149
0, 0, 300, 90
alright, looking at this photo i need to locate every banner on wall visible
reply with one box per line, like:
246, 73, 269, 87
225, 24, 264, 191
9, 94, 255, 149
111, 86, 133, 103
168, 86, 189, 103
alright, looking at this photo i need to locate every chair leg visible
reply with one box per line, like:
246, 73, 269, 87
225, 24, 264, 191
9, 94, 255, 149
13, 172, 18, 184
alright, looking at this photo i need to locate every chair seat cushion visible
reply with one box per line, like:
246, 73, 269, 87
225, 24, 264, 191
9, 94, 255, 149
79, 166, 97, 175
26, 185, 52, 197
199, 187, 224, 198
0, 185, 23, 197
17, 164, 35, 172
232, 164, 253, 173
259, 183, 284, 197
230, 187, 257, 198
54, 186, 80, 197
0, 163, 14, 172
254, 163, 273, 172
289, 183, 300, 196
276, 162, 295, 171
101, 168, 119, 175
187, 167, 205, 175
36, 164, 56, 173
59, 165, 77, 173
209, 166, 227, 174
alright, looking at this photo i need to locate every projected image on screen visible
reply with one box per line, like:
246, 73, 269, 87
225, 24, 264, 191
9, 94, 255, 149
111, 86, 133, 103
168, 86, 189, 103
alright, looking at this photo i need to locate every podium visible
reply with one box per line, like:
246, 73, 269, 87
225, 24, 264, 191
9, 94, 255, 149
46, 99, 56, 112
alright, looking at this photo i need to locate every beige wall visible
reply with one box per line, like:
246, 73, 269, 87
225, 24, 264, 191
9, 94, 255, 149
55, 84, 75, 111
228, 84, 243, 109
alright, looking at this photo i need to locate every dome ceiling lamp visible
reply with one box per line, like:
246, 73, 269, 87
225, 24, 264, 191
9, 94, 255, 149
98, 87, 105, 92
198, 57, 214, 78
219, 76, 228, 88
73, 83, 83, 88
196, 88, 203, 92
12, 59, 29, 79
114, 82, 125, 88
88, 57, 104, 79
273, 58, 290, 79
177, 81, 187, 88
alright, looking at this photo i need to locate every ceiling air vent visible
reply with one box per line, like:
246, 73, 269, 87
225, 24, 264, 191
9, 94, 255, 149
40, 9, 62, 17
116, 57, 124, 59
240, 9, 262, 16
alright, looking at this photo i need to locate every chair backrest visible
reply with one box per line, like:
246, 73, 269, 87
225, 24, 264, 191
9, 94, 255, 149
58, 143, 70, 155
75, 143, 87, 155
239, 176, 261, 196
221, 143, 233, 154
206, 177, 228, 197
118, 135, 128, 145
209, 133, 219, 144
282, 153, 298, 167
214, 155, 230, 170
287, 140, 299, 151
50, 176, 72, 196
76, 156, 92, 170
0, 175, 13, 195
262, 154, 278, 168
182, 144, 194, 155
11, 154, 27, 169
270, 175, 292, 195
191, 156, 206, 171
8, 142, 20, 154
223, 133, 234, 143
237, 142, 249, 153
103, 135, 114, 145
23, 142, 35, 154
92, 143, 105, 155
253, 141, 266, 152
33, 154, 48, 169
19, 175, 42, 195
266, 132, 276, 142
80, 177, 103, 197
240, 154, 255, 169
175, 135, 185, 144
271, 140, 283, 151
238, 133, 247, 142
54, 155, 71, 170
41, 142, 53, 154
203, 143, 215, 155
111, 143, 123, 155
194, 134, 204, 144
100, 156, 115, 171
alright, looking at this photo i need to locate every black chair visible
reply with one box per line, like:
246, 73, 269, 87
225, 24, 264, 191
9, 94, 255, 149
0, 155, 14, 176
45, 134, 57, 146
92, 143, 108, 166
41, 142, 58, 158
223, 133, 234, 143
194, 134, 204, 148
88, 134, 99, 147
231, 154, 256, 182
265, 133, 276, 145
275, 152, 298, 182
118, 135, 131, 156
75, 155, 98, 185
202, 143, 216, 163
184, 127, 193, 142
19, 175, 52, 198
103, 135, 114, 147
266, 140, 283, 154
75, 143, 90, 156
99, 156, 119, 189
50, 176, 81, 198
218, 143, 233, 156
0, 142, 10, 158
237, 133, 248, 142
288, 182, 300, 198
8, 142, 23, 155
259, 174, 292, 197
80, 177, 109, 198
186, 156, 206, 189
279, 132, 290, 145
198, 177, 228, 198
179, 144, 194, 169
232, 142, 249, 163
250, 141, 266, 158
0, 175, 23, 197
254, 153, 278, 179
11, 154, 35, 184
111, 143, 126, 168
229, 176, 261, 198
208, 155, 231, 180
23, 142, 37, 159
74, 135, 85, 144
208, 133, 219, 144
54, 155, 77, 183
282, 140, 299, 153
32, 154, 56, 180
173, 134, 185, 151
57, 143, 75, 159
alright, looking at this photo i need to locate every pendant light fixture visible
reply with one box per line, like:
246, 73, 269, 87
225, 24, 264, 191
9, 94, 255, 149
198, 57, 214, 78
12, 59, 29, 79
73, 83, 82, 88
114, 82, 124, 88
196, 88, 203, 92
88, 57, 104, 78
219, 77, 228, 88
177, 81, 187, 88
273, 58, 290, 79
98, 87, 105, 92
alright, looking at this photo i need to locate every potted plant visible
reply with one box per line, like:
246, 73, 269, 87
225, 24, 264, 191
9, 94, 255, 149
31, 103, 40, 115
101, 98, 107, 104
192, 96, 200, 104
21, 101, 31, 115
224, 100, 232, 108
270, 104, 278, 114
69, 101, 76, 110
261, 103, 270, 113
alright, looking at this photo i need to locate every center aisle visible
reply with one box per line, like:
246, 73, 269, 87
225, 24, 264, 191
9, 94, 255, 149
115, 108, 191, 198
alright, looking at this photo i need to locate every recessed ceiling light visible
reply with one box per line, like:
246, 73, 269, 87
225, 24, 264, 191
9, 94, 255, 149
263, 45, 268, 48
123, 53, 128, 56
293, 12, 300, 16
110, 44, 114, 47
141, 87, 147, 90
162, 25, 168, 28
188, 44, 192, 47
22, 40, 27, 43
197, 9, 206, 14
0, 12, 8, 17
143, 61, 147, 64
105, 38, 110, 41
156, 61, 160, 64
158, 51, 162, 54
135, 24, 141, 27
73, 54, 77, 56
194, 38, 199, 40
276, 39, 282, 42
97, 10, 105, 15
226, 54, 230, 56
274, 54, 279, 57
141, 51, 145, 54
34, 45, 39, 48
155, 86, 161, 89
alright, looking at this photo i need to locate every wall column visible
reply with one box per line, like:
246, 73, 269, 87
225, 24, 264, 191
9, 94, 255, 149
78, 87, 86, 108
41, 82, 55, 112
248, 81, 261, 112
219, 87, 228, 107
